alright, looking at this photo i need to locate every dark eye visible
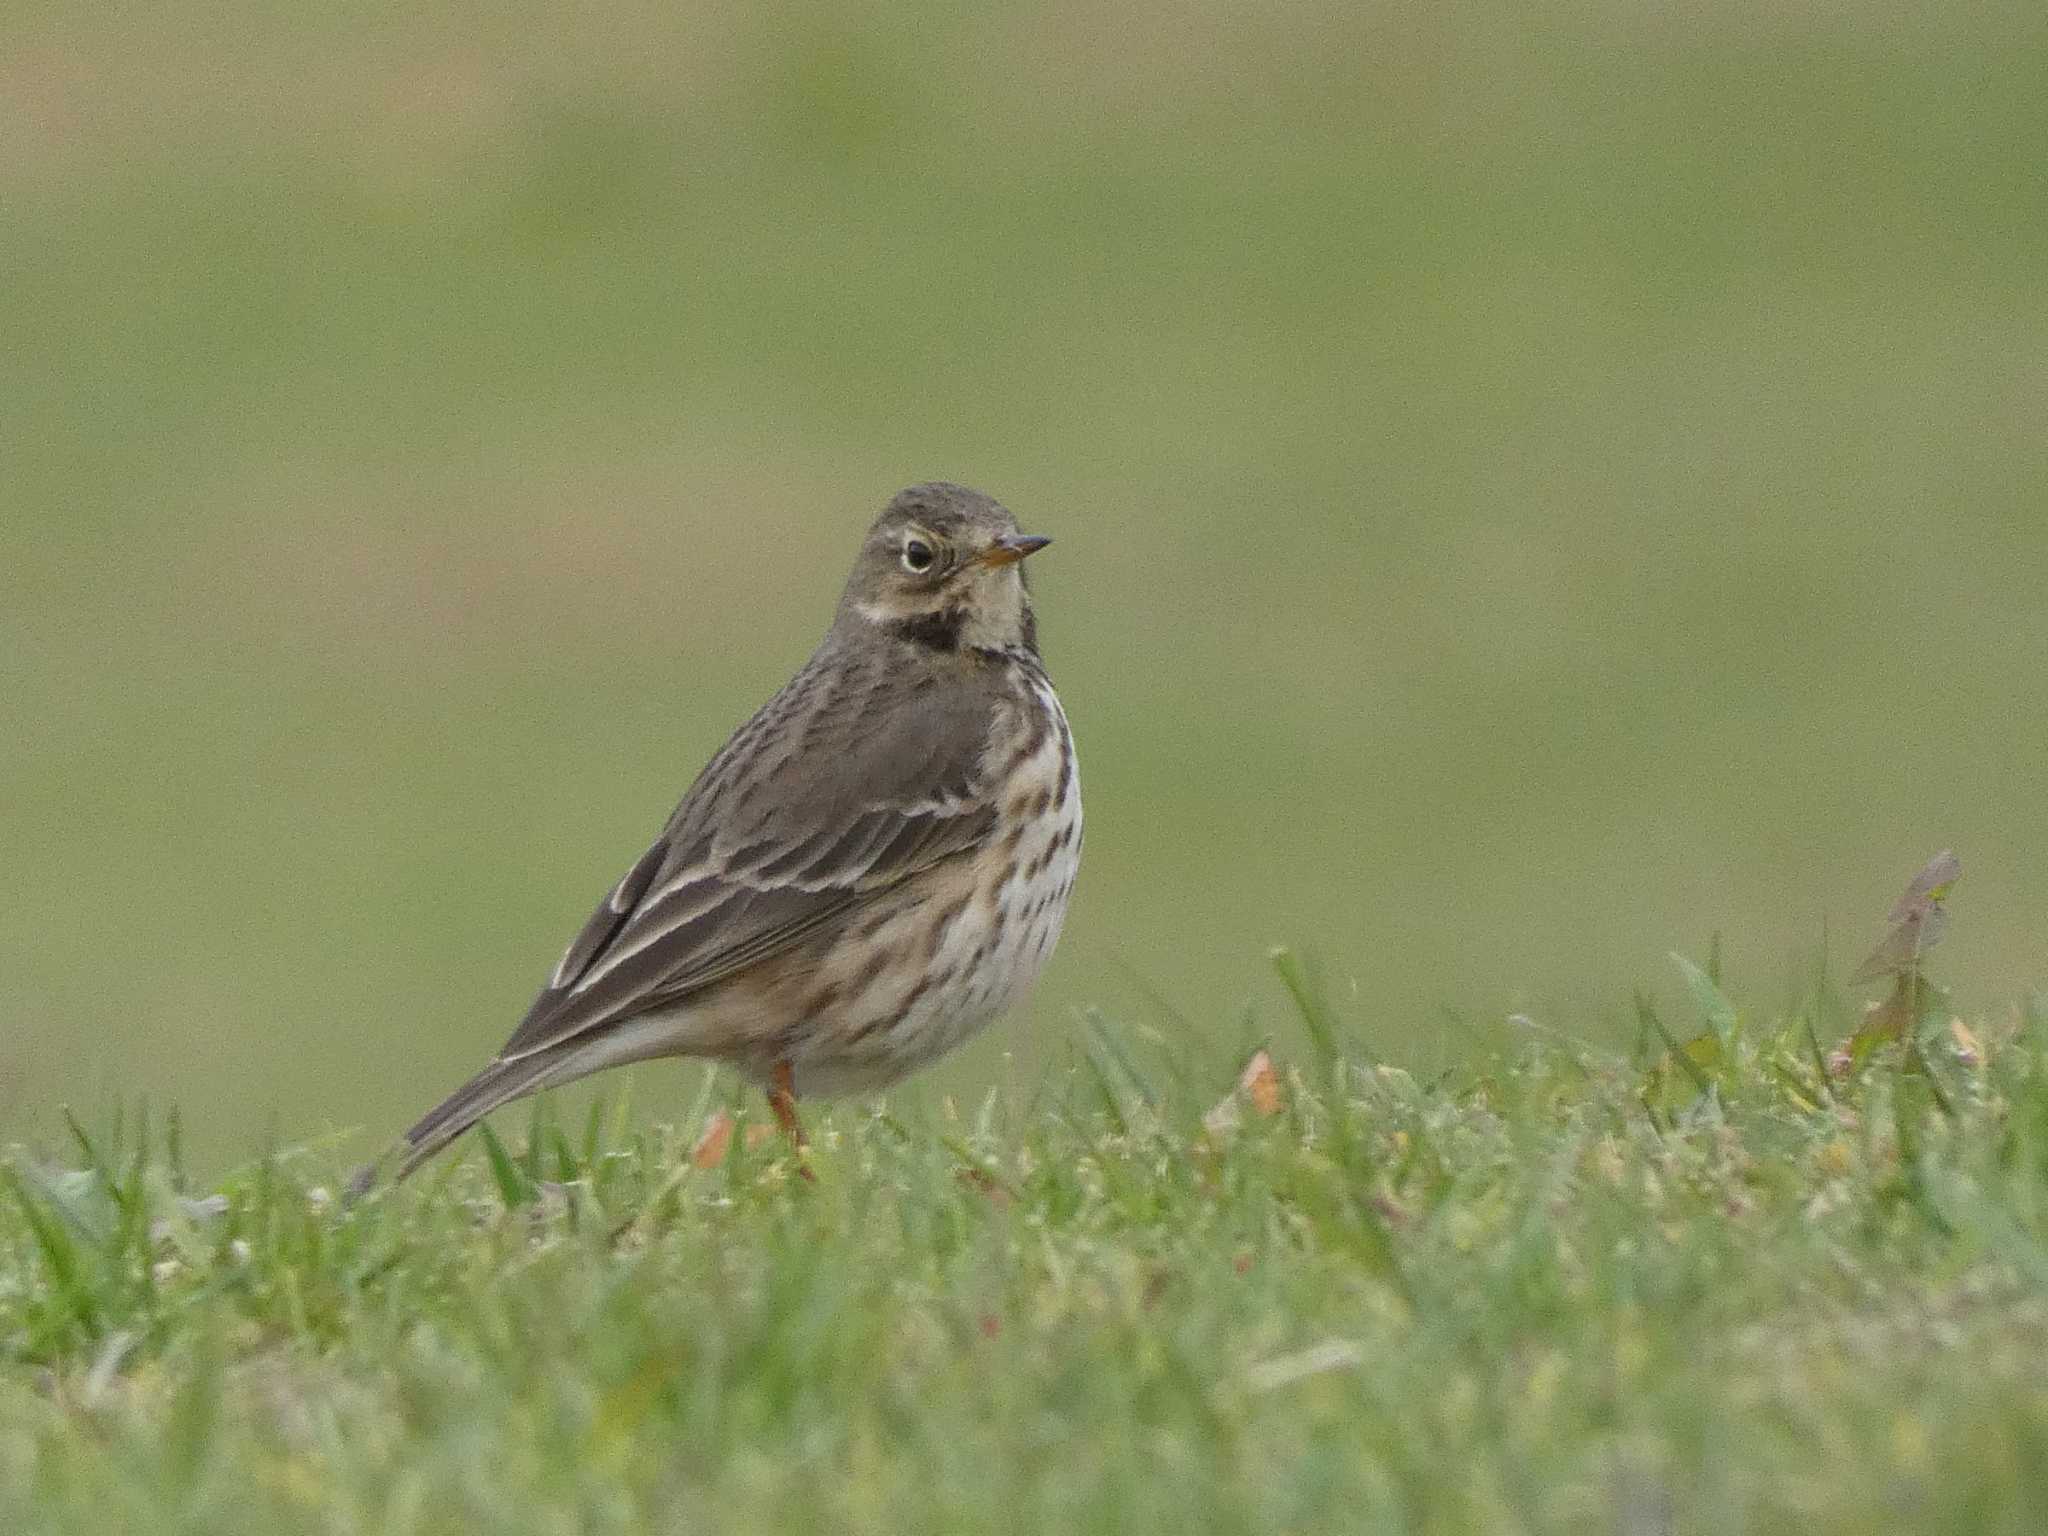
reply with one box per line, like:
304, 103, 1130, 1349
902, 538, 936, 572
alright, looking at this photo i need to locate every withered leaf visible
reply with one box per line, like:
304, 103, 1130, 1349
690, 1110, 735, 1169
1240, 1049, 1286, 1117
1851, 905, 1950, 984
1887, 849, 1961, 924
1854, 851, 1960, 983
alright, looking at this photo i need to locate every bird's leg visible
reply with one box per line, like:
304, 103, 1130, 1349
767, 1061, 807, 1146
768, 1059, 816, 1181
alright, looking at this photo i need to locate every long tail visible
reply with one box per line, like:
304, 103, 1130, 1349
396, 1053, 573, 1180
352, 1016, 706, 1196
349, 1049, 576, 1196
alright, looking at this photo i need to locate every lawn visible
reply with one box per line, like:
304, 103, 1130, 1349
7, 941, 2046, 1534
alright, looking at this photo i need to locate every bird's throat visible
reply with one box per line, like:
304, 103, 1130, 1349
888, 607, 967, 652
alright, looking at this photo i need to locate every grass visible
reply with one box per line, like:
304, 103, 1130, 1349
7, 946, 2048, 1533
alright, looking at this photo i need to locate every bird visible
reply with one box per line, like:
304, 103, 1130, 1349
361, 482, 1081, 1187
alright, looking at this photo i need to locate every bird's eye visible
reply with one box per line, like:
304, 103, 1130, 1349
902, 538, 936, 573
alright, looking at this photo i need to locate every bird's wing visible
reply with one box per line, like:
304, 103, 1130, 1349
494, 655, 1006, 1063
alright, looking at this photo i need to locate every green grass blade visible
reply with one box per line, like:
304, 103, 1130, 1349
1671, 952, 1738, 1048
5, 1163, 101, 1343
476, 1122, 535, 1208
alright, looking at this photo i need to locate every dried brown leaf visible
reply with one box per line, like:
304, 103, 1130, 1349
1852, 905, 1950, 984
1855, 851, 1961, 984
690, 1110, 735, 1169
1887, 849, 1962, 923
1240, 1049, 1285, 1117
1860, 982, 1915, 1043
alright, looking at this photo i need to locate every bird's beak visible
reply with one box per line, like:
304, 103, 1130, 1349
976, 534, 1052, 568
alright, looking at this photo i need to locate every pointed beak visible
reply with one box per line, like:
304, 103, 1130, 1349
976, 534, 1052, 568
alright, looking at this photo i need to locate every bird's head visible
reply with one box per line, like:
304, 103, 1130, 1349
836, 482, 1050, 655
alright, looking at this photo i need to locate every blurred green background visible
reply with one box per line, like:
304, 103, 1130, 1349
6, 1, 2045, 1169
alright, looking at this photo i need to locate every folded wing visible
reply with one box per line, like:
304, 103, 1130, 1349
496, 655, 999, 1063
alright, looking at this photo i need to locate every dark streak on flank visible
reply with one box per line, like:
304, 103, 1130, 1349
848, 970, 937, 1044
801, 981, 844, 1018
850, 944, 894, 995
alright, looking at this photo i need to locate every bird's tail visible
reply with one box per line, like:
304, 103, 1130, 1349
349, 1049, 575, 1196
398, 1053, 572, 1180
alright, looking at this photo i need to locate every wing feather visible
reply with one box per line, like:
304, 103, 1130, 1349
545, 834, 669, 991
497, 651, 1005, 1063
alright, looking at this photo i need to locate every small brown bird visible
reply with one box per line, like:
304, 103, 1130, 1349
371, 482, 1080, 1183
